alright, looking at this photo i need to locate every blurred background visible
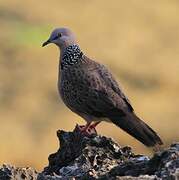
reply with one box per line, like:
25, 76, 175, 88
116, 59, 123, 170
0, 0, 179, 170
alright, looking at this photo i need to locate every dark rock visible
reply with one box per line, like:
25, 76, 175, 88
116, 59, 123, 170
0, 164, 37, 180
0, 127, 179, 179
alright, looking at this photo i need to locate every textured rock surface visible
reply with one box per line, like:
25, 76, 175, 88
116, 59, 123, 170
0, 164, 37, 180
0, 127, 179, 179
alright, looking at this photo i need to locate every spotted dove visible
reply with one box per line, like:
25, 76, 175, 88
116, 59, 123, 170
42, 28, 163, 147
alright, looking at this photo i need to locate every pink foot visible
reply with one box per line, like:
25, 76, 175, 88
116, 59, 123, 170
75, 124, 97, 136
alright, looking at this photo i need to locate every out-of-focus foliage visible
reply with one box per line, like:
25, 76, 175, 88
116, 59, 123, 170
0, 0, 178, 170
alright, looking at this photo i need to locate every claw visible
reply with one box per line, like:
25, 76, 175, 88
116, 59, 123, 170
75, 123, 97, 136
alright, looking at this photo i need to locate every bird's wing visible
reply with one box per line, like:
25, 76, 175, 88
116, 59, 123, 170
79, 60, 163, 147
97, 63, 134, 111
76, 59, 133, 118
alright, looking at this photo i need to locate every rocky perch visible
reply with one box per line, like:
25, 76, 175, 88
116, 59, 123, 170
0, 126, 179, 180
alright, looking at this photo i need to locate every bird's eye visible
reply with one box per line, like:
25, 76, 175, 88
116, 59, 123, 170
52, 33, 62, 40
58, 33, 62, 38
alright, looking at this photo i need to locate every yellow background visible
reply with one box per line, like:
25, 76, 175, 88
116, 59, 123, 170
0, 0, 179, 170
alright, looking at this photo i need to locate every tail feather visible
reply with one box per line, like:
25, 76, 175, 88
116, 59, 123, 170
109, 113, 163, 147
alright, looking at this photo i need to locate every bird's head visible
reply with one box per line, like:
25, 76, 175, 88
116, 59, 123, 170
42, 28, 77, 50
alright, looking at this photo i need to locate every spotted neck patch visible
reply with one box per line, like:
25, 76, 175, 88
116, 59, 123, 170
61, 44, 83, 70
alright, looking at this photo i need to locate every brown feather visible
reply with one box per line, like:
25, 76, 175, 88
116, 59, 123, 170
109, 112, 163, 147
59, 47, 163, 147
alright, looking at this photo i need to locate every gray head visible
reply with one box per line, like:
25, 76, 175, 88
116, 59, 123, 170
42, 28, 77, 50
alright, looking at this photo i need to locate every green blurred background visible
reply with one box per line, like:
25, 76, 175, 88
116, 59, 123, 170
0, 0, 179, 170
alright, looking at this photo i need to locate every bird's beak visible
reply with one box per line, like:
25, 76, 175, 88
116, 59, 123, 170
42, 39, 51, 47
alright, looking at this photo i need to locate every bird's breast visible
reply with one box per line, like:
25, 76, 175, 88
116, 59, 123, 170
58, 66, 91, 112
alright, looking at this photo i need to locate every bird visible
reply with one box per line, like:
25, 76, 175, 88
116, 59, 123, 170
42, 27, 163, 148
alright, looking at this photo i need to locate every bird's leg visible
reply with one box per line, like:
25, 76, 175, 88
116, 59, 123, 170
87, 121, 101, 134
89, 121, 101, 129
76, 122, 98, 135
77, 122, 91, 132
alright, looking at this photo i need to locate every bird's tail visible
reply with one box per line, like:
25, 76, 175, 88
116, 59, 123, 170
109, 113, 163, 147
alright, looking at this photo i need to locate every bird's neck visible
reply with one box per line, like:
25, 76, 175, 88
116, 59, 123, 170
60, 44, 84, 70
